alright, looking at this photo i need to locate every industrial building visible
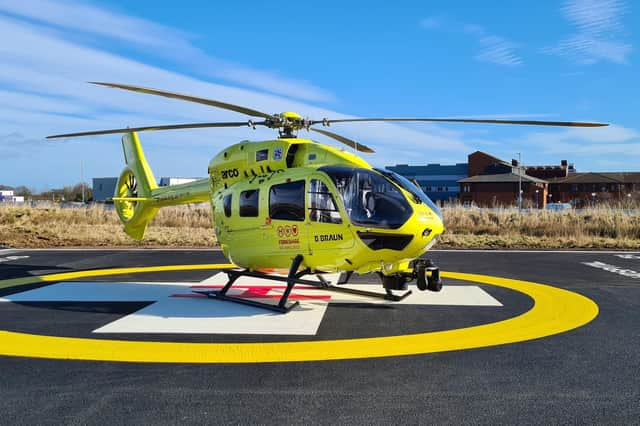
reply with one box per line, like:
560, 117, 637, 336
158, 177, 201, 187
92, 178, 118, 202
386, 162, 468, 202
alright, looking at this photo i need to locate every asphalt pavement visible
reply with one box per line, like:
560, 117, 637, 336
0, 249, 638, 425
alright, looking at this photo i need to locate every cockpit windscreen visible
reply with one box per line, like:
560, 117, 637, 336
319, 166, 412, 229
374, 168, 443, 220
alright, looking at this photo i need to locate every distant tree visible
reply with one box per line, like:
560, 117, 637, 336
13, 186, 33, 197
60, 182, 93, 202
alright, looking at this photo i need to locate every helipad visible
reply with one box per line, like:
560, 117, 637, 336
0, 263, 597, 363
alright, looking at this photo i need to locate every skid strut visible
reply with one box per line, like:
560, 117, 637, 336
193, 255, 416, 313
193, 255, 304, 313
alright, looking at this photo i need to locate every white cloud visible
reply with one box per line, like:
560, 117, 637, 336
463, 24, 524, 67
0, 0, 334, 102
521, 124, 639, 145
545, 0, 632, 64
419, 19, 523, 66
465, 25, 523, 67
476, 36, 523, 67
0, 9, 473, 188
509, 124, 640, 170
531, 141, 640, 157
562, 0, 626, 33
0, 0, 188, 49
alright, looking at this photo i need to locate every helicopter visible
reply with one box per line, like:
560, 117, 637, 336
48, 82, 608, 313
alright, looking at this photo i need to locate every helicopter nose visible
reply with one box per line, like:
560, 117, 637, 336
420, 213, 444, 243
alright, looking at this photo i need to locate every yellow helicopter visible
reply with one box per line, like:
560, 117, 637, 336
48, 82, 607, 312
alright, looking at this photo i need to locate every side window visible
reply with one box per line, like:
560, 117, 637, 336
239, 189, 259, 217
223, 194, 232, 217
308, 179, 342, 224
256, 149, 268, 161
269, 180, 305, 221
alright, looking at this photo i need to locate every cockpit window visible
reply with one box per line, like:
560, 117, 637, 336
374, 168, 443, 220
319, 166, 412, 229
308, 179, 342, 224
269, 180, 305, 221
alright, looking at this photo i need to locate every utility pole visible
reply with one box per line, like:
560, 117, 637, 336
81, 160, 85, 203
517, 152, 522, 211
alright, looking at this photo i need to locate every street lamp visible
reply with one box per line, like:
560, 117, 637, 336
535, 189, 539, 209
517, 152, 522, 211
591, 192, 596, 207
519, 189, 524, 210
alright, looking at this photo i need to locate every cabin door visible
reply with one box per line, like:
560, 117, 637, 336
306, 178, 354, 260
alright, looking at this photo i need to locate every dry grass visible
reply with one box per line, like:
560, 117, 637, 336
1, 203, 639, 249
0, 204, 216, 248
440, 205, 640, 249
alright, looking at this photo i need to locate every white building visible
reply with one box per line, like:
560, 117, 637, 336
159, 177, 202, 186
0, 190, 24, 203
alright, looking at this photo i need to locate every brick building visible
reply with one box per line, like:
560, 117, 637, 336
458, 151, 548, 207
526, 160, 575, 180
457, 151, 640, 208
548, 172, 640, 207
459, 172, 548, 207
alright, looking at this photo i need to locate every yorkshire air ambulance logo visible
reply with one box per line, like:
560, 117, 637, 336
277, 225, 300, 248
277, 225, 299, 238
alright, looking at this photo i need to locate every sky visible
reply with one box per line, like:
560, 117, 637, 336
0, 0, 638, 190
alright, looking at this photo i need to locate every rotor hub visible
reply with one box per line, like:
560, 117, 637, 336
263, 112, 312, 138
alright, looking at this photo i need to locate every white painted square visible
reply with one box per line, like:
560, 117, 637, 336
0, 272, 501, 335
94, 296, 328, 335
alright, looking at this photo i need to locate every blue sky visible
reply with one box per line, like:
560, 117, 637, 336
0, 0, 638, 189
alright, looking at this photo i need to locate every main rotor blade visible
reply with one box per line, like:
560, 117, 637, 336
89, 82, 275, 119
312, 118, 609, 127
309, 127, 375, 153
46, 121, 262, 139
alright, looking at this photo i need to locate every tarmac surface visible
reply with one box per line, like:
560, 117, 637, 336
0, 248, 638, 424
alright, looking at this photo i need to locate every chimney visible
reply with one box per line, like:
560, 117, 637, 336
511, 159, 519, 167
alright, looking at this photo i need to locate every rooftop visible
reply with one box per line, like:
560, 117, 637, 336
548, 172, 640, 184
458, 172, 547, 184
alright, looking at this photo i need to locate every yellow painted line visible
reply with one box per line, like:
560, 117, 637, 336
0, 276, 45, 288
0, 266, 598, 363
0, 264, 234, 289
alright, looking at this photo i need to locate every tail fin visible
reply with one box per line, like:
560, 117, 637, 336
113, 132, 160, 240
121, 132, 158, 194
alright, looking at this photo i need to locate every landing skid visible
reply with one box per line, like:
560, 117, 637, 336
193, 255, 412, 313
315, 275, 412, 302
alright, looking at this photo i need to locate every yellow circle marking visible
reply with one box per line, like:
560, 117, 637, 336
0, 265, 598, 363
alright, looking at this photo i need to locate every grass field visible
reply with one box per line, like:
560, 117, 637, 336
1, 203, 639, 249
